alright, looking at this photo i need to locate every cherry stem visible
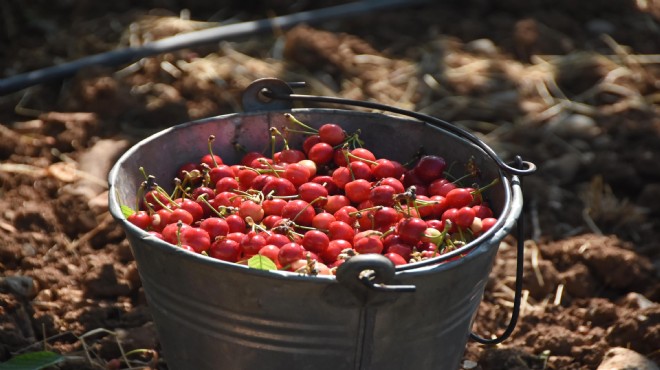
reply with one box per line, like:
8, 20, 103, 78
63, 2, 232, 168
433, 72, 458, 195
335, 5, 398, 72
291, 196, 326, 223
207, 135, 219, 167
269, 127, 290, 150
340, 130, 364, 149
138, 166, 150, 181
348, 205, 383, 217
341, 146, 356, 181
176, 220, 183, 247
196, 194, 226, 218
284, 127, 317, 136
284, 113, 318, 133
135, 181, 146, 211
258, 158, 281, 178
380, 226, 396, 239
346, 152, 378, 166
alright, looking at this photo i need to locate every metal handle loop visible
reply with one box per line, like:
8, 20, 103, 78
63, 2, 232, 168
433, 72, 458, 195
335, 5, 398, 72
469, 156, 526, 345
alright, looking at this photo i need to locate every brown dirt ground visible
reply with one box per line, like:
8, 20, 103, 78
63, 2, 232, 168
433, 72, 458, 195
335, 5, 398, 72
0, 1, 659, 369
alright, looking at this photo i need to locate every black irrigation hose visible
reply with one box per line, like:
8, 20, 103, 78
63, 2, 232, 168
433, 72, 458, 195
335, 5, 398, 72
0, 0, 429, 96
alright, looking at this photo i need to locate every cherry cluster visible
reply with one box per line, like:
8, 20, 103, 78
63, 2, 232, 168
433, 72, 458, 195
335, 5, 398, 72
126, 114, 498, 275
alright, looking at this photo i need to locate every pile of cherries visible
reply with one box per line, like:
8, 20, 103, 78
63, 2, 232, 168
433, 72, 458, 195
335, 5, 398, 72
126, 114, 498, 275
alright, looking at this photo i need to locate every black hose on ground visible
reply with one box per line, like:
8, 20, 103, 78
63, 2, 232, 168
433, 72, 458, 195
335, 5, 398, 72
0, 0, 429, 96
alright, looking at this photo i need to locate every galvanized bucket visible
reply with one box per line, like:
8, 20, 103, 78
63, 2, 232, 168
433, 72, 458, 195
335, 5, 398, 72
108, 79, 529, 370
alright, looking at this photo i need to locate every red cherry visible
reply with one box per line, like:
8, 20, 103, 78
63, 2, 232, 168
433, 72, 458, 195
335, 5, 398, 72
386, 243, 413, 261
283, 163, 311, 188
298, 182, 329, 207
371, 159, 398, 180
308, 142, 334, 165
215, 177, 239, 193
225, 214, 246, 233
199, 217, 229, 240
262, 177, 297, 197
327, 220, 355, 242
262, 198, 287, 216
128, 211, 151, 230
214, 191, 242, 208
143, 190, 170, 211
174, 198, 204, 222
473, 204, 494, 219
238, 200, 264, 223
201, 154, 223, 168
322, 239, 352, 264
384, 252, 408, 266
281, 200, 315, 226
169, 208, 194, 225
380, 177, 405, 194
445, 188, 474, 209
333, 206, 359, 226
209, 238, 241, 262
150, 209, 172, 232
208, 164, 235, 185
318, 123, 346, 146
302, 135, 322, 154
333, 148, 350, 167
455, 206, 476, 229
344, 179, 372, 204
310, 175, 340, 195
277, 149, 306, 164
240, 152, 265, 166
354, 235, 383, 254
349, 148, 376, 164
481, 218, 497, 233
370, 184, 395, 206
413, 155, 447, 183
278, 242, 305, 267
258, 245, 281, 266
250, 174, 275, 191
262, 215, 283, 229
348, 161, 373, 181
331, 167, 352, 190
396, 217, 428, 245
312, 212, 336, 231
180, 227, 211, 253
266, 233, 290, 247
302, 230, 330, 254
241, 233, 267, 257
324, 195, 351, 214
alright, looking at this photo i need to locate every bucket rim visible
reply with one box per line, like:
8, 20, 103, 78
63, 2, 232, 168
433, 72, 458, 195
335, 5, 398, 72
108, 108, 519, 279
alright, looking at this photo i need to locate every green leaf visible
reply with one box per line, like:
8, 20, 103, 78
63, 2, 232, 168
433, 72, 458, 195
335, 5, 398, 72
0, 351, 64, 370
247, 255, 277, 271
121, 204, 135, 218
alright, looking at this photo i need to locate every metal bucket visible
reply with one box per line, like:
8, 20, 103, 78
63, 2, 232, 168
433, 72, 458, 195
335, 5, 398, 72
108, 82, 525, 370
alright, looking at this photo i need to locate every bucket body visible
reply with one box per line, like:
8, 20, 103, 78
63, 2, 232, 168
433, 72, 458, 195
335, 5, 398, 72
109, 109, 521, 370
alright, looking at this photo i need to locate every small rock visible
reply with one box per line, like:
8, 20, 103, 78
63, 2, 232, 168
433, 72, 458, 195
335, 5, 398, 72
465, 38, 498, 55
0, 276, 36, 299
621, 292, 656, 310
547, 114, 601, 138
597, 347, 659, 370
